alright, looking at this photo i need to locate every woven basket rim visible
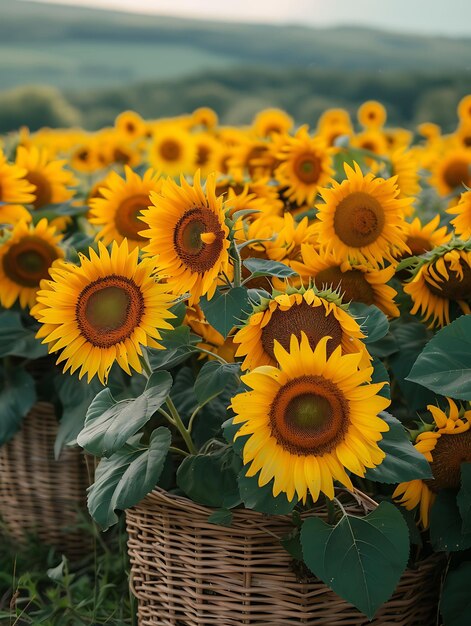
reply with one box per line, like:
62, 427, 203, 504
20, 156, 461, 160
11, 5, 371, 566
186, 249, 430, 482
134, 485, 377, 522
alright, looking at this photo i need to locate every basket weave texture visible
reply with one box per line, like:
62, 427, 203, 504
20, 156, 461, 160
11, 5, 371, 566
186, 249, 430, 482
126, 488, 443, 626
0, 401, 93, 559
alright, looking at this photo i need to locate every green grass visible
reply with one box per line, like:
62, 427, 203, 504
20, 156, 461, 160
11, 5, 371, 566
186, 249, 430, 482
0, 516, 135, 625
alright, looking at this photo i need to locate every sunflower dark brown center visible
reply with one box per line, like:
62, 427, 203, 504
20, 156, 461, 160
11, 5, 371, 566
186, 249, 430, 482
426, 259, 471, 301
113, 148, 131, 165
293, 153, 321, 184
159, 139, 181, 162
3, 236, 59, 287
76, 275, 144, 348
426, 430, 471, 492
270, 375, 349, 455
196, 144, 211, 166
315, 266, 375, 305
442, 159, 470, 190
406, 235, 433, 255
361, 141, 377, 152
261, 300, 343, 360
115, 194, 149, 241
25, 171, 53, 209
334, 191, 385, 248
173, 207, 224, 272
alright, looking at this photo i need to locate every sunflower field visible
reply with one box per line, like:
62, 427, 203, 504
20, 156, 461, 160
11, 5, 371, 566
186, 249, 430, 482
1, 99, 471, 625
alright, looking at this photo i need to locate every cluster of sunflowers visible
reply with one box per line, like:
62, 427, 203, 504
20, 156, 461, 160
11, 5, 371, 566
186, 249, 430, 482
1, 98, 471, 618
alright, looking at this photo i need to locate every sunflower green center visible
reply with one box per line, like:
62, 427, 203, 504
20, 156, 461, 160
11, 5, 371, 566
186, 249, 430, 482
426, 430, 471, 492
314, 266, 375, 305
174, 207, 225, 272
293, 153, 321, 184
3, 236, 59, 287
426, 258, 471, 301
76, 275, 144, 348
261, 300, 343, 361
25, 171, 53, 209
442, 159, 470, 191
115, 194, 149, 242
270, 375, 349, 455
334, 191, 385, 248
158, 139, 181, 162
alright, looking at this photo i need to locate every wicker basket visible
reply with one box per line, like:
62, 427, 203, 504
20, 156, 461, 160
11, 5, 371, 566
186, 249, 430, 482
0, 401, 93, 560
126, 488, 443, 626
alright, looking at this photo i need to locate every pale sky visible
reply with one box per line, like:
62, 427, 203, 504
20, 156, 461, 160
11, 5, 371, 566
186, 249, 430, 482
25, 0, 471, 35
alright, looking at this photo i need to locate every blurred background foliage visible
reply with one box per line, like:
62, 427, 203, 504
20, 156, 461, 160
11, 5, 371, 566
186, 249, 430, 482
0, 0, 470, 133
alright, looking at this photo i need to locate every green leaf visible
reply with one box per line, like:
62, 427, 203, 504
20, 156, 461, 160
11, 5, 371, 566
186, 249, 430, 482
242, 258, 298, 279
365, 412, 432, 483
194, 361, 241, 406
300, 502, 409, 619
281, 529, 303, 561
176, 448, 242, 509
371, 358, 390, 399
148, 325, 200, 370
207, 509, 233, 526
87, 427, 171, 530
349, 303, 389, 345
0, 365, 36, 446
407, 316, 471, 400
237, 467, 297, 515
200, 287, 251, 338
457, 463, 471, 534
54, 374, 103, 459
440, 562, 471, 626
0, 311, 47, 359
430, 490, 471, 552
77, 371, 172, 457
389, 319, 437, 411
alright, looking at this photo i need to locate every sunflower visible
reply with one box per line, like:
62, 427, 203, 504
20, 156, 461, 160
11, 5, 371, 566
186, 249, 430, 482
402, 216, 451, 257
316, 162, 410, 267
317, 108, 352, 131
350, 129, 388, 156
31, 240, 175, 384
298, 245, 400, 317
228, 137, 275, 181
140, 171, 230, 306
114, 110, 146, 140
15, 146, 77, 210
457, 94, 471, 125
0, 150, 35, 225
0, 219, 63, 309
89, 166, 162, 251
404, 243, 471, 327
191, 107, 218, 130
274, 126, 334, 206
389, 148, 421, 201
357, 100, 387, 129
252, 109, 293, 138
149, 124, 196, 177
393, 399, 471, 528
231, 333, 389, 503
456, 123, 471, 150
185, 304, 237, 362
448, 190, 471, 239
430, 148, 471, 196
233, 289, 369, 371
193, 132, 223, 178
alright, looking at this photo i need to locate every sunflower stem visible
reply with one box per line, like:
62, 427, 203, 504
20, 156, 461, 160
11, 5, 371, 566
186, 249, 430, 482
231, 241, 243, 288
325, 497, 336, 525
140, 351, 153, 379
195, 347, 228, 365
169, 446, 190, 457
157, 407, 175, 425
165, 395, 198, 455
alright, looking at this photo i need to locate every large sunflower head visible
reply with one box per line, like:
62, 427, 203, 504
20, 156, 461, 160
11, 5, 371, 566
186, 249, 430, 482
402, 216, 451, 257
0, 218, 64, 309
274, 126, 334, 206
31, 240, 175, 384
140, 171, 230, 306
231, 333, 390, 503
448, 190, 471, 239
299, 245, 400, 318
233, 288, 370, 371
15, 146, 77, 209
316, 162, 410, 267
89, 166, 162, 251
403, 242, 471, 327
394, 399, 471, 528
